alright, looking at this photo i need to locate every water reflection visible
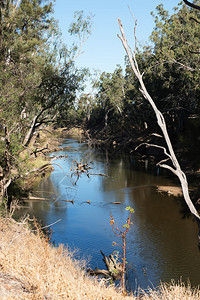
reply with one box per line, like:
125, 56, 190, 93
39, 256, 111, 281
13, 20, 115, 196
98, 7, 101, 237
15, 136, 200, 291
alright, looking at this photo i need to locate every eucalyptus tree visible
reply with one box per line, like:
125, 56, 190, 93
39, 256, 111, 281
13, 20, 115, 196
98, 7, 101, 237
92, 66, 125, 132
149, 3, 200, 130
0, 1, 92, 202
124, 54, 156, 133
0, 0, 56, 201
124, 2, 200, 141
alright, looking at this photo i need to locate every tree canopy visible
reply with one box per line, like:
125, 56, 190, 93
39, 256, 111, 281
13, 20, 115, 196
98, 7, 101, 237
80, 1, 200, 163
0, 0, 92, 201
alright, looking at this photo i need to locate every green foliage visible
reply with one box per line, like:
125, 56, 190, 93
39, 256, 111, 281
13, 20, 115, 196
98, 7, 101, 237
68, 10, 93, 62
125, 206, 135, 214
87, 65, 126, 132
0, 1, 92, 202
68, 10, 93, 37
148, 3, 200, 104
87, 1, 200, 168
123, 207, 134, 228
0, 1, 58, 185
0, 198, 8, 217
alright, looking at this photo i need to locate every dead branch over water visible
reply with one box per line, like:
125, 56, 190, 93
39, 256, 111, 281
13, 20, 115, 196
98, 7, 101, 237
117, 16, 200, 248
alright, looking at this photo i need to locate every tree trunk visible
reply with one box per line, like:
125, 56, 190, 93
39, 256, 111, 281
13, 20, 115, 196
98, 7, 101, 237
23, 115, 38, 147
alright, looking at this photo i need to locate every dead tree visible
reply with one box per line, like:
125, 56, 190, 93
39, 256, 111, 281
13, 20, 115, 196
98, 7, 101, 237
117, 16, 200, 248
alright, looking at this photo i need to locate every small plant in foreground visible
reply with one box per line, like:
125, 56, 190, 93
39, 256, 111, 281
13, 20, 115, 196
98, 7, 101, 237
110, 206, 134, 295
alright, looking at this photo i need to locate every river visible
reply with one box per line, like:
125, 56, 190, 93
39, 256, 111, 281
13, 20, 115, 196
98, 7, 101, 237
15, 135, 200, 292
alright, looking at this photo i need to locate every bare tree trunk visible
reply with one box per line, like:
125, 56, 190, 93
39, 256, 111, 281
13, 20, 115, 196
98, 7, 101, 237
117, 17, 200, 247
0, 177, 11, 202
0, 124, 12, 202
23, 115, 38, 147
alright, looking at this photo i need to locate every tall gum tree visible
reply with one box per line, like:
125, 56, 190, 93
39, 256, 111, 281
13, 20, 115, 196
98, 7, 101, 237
0, 2, 92, 202
124, 3, 200, 139
91, 66, 125, 132
0, 0, 56, 201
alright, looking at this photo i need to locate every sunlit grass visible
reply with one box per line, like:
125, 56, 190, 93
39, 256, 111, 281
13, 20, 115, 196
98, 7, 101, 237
141, 280, 200, 299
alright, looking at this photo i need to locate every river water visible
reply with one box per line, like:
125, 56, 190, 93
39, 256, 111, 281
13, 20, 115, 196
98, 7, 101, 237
15, 136, 200, 292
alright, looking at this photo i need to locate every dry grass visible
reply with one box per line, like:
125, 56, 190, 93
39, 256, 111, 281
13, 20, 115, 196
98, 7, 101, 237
0, 217, 199, 300
141, 281, 200, 299
0, 217, 133, 299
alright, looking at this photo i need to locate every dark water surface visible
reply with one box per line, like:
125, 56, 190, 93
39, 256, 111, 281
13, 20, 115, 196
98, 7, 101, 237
15, 136, 200, 291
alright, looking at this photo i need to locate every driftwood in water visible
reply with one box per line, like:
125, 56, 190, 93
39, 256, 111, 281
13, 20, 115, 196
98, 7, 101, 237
87, 250, 122, 281
70, 159, 107, 185
87, 268, 112, 278
62, 200, 74, 204
22, 195, 50, 202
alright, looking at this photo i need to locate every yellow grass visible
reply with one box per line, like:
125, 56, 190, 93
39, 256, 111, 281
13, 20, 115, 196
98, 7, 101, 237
0, 217, 199, 299
141, 281, 200, 299
0, 217, 133, 299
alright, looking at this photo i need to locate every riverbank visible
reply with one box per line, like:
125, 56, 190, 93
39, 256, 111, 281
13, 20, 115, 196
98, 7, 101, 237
0, 216, 200, 299
11, 127, 69, 197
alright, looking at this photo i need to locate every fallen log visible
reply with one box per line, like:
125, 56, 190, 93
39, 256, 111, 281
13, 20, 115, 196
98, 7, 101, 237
22, 196, 50, 201
100, 250, 122, 280
87, 268, 111, 278
87, 250, 122, 281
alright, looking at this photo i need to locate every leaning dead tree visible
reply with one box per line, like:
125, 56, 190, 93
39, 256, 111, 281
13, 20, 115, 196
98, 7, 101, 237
117, 17, 200, 247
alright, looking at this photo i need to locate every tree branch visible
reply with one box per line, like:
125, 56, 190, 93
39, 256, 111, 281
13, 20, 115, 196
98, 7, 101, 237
183, 0, 200, 11
190, 16, 200, 24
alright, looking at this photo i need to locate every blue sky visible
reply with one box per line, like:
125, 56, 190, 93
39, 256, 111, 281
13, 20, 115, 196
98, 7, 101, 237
53, 0, 179, 74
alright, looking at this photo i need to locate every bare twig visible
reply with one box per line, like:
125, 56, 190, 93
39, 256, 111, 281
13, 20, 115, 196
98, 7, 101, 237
8, 219, 62, 247
167, 56, 196, 71
135, 142, 173, 162
189, 49, 200, 54
88, 172, 107, 177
